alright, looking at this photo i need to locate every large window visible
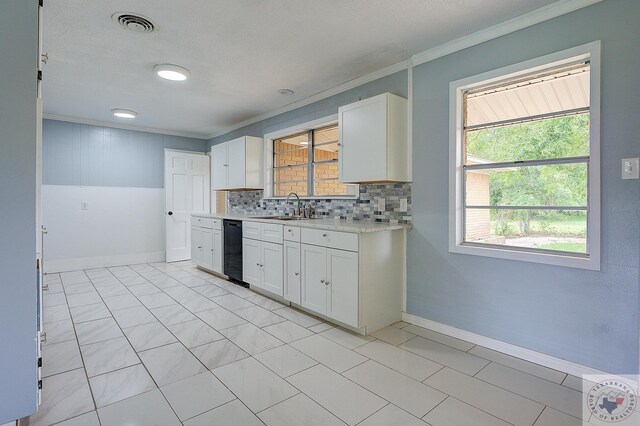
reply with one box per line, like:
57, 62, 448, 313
268, 121, 357, 198
449, 43, 600, 270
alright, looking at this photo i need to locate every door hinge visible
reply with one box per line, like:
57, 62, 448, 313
37, 70, 43, 81
39, 0, 44, 7
38, 380, 42, 390
37, 357, 42, 368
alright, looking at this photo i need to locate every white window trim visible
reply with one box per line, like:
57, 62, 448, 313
263, 114, 359, 199
448, 41, 601, 271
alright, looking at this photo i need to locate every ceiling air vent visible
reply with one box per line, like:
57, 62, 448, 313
112, 12, 156, 33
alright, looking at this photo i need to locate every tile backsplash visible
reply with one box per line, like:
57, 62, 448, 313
227, 183, 412, 223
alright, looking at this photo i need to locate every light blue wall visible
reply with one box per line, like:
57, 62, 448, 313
43, 120, 207, 188
206, 0, 639, 374
0, 0, 39, 422
209, 70, 408, 146
409, 0, 640, 373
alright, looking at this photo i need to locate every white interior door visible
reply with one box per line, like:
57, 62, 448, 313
165, 150, 210, 262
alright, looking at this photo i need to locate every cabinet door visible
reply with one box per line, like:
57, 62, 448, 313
211, 143, 228, 190
327, 249, 359, 327
227, 138, 246, 189
201, 229, 214, 270
261, 241, 284, 296
212, 229, 223, 274
301, 244, 327, 315
242, 238, 261, 287
191, 227, 202, 265
339, 96, 387, 183
284, 241, 301, 304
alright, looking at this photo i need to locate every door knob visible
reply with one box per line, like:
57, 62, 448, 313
168, 211, 173, 216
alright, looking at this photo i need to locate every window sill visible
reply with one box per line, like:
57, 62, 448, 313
449, 242, 600, 271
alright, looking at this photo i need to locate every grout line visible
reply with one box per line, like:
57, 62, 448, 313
352, 403, 390, 426
420, 394, 449, 420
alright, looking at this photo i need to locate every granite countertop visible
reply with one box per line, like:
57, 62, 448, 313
191, 212, 410, 233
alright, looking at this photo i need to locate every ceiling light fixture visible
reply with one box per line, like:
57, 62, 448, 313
300, 141, 309, 145
277, 89, 294, 96
154, 64, 190, 81
111, 108, 137, 119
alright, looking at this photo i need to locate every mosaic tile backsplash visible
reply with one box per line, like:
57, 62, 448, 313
227, 183, 412, 223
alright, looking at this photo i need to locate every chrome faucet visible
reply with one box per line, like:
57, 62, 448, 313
286, 192, 301, 216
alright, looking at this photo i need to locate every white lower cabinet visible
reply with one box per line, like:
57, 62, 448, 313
301, 244, 328, 315
200, 229, 214, 271
242, 238, 262, 287
243, 229, 284, 296
212, 229, 222, 273
301, 244, 358, 327
289, 226, 405, 334
191, 226, 203, 265
284, 240, 301, 304
191, 216, 223, 274
326, 248, 358, 326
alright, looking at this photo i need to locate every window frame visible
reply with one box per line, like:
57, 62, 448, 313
263, 115, 359, 199
448, 41, 601, 270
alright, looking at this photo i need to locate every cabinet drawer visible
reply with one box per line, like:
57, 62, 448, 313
261, 223, 283, 244
242, 221, 261, 240
212, 218, 222, 230
301, 228, 358, 252
283, 226, 300, 242
193, 217, 214, 229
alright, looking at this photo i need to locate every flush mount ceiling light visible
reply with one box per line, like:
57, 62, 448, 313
277, 88, 294, 96
154, 64, 190, 81
111, 108, 137, 119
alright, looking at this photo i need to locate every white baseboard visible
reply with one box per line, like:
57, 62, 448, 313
44, 251, 165, 273
402, 312, 608, 378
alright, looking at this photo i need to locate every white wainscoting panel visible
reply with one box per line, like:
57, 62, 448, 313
42, 185, 165, 272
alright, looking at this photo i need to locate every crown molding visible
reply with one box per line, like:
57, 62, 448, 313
206, 59, 409, 140
43, 113, 209, 140
412, 0, 603, 66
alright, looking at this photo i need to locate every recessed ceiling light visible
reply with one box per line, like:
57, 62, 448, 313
111, 108, 137, 119
277, 89, 294, 96
154, 64, 190, 81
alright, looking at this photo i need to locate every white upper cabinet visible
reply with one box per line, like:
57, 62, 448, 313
211, 136, 263, 190
339, 93, 409, 183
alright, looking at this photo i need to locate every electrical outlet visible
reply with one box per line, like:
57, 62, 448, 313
399, 198, 408, 212
377, 198, 386, 212
80, 201, 88, 210
622, 158, 639, 180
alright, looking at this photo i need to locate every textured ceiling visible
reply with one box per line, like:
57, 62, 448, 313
43, 0, 559, 138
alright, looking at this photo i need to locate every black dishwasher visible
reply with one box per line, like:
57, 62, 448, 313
223, 220, 245, 285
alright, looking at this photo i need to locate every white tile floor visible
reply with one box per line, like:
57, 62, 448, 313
31, 261, 594, 426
